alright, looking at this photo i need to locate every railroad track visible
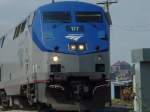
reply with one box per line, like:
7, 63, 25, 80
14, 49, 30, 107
0, 106, 36, 112
0, 108, 132, 112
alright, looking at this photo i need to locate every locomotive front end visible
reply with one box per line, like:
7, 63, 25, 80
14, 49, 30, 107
32, 1, 111, 111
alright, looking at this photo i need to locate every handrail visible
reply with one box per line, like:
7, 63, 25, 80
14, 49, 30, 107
92, 84, 110, 95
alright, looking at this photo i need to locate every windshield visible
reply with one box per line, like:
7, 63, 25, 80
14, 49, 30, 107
43, 11, 71, 23
76, 12, 102, 23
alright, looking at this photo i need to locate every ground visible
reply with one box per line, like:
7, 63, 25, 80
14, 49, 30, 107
0, 105, 133, 112
2, 110, 37, 112
0, 107, 132, 112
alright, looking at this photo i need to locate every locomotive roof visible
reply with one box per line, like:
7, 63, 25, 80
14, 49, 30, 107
37, 1, 104, 12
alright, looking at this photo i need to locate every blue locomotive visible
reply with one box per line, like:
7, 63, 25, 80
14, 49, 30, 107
0, 1, 111, 112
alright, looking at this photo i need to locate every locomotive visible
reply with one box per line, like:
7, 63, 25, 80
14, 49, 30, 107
0, 1, 111, 112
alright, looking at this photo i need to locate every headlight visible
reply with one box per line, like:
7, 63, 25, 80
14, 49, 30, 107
69, 44, 77, 51
79, 44, 85, 51
52, 56, 59, 62
97, 55, 102, 61
78, 44, 86, 51
69, 43, 86, 51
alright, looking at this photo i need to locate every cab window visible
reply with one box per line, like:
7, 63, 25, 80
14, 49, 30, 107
13, 20, 26, 40
0, 36, 5, 48
76, 12, 102, 23
43, 12, 71, 23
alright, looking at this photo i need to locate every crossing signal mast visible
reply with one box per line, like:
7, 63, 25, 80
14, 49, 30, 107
97, 0, 118, 25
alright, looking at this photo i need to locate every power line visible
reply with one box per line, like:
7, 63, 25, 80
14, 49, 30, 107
112, 24, 150, 28
111, 24, 150, 32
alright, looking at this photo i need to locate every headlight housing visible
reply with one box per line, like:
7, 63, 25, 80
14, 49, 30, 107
69, 43, 86, 51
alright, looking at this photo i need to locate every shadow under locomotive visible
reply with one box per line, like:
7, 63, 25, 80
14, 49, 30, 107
46, 73, 111, 111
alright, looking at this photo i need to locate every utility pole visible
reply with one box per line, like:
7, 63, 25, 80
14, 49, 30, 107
97, 1, 118, 107
97, 0, 118, 12
97, 0, 118, 25
52, 0, 55, 3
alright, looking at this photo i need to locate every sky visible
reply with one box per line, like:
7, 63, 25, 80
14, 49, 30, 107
0, 0, 150, 64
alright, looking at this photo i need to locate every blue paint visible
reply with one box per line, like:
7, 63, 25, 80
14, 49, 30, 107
32, 1, 110, 54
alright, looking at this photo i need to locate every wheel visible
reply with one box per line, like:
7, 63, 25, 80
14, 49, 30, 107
0, 91, 9, 110
19, 96, 31, 109
0, 94, 2, 105
27, 93, 36, 105
21, 84, 37, 106
26, 84, 37, 106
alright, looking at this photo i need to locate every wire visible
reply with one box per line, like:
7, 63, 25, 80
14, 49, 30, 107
110, 24, 150, 32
